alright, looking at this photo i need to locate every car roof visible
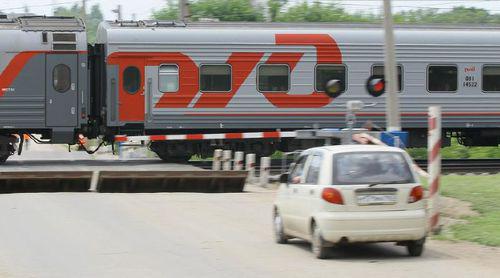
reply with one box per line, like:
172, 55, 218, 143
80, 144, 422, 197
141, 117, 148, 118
304, 144, 406, 155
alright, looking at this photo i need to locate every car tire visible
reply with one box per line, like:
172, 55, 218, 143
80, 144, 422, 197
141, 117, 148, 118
273, 210, 288, 244
311, 223, 329, 259
407, 238, 425, 257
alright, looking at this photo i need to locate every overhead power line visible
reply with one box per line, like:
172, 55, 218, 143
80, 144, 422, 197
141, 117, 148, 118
1, 0, 95, 12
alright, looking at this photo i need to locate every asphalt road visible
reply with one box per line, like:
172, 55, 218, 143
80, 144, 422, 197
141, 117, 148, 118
1, 187, 499, 278
1, 144, 499, 277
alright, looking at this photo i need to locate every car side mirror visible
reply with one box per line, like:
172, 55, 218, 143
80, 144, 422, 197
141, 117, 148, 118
279, 173, 289, 184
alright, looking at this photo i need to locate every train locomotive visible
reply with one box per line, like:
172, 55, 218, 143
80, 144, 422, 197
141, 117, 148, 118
0, 16, 499, 163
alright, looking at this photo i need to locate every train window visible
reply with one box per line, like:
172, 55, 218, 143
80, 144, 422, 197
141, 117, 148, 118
42, 32, 48, 44
123, 66, 141, 94
52, 64, 71, 93
258, 65, 289, 92
316, 65, 346, 92
428, 65, 457, 92
482, 66, 500, 92
372, 65, 403, 91
200, 65, 231, 92
159, 65, 179, 93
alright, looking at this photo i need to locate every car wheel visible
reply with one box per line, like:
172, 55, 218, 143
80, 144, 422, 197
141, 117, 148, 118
273, 210, 288, 244
407, 238, 426, 257
311, 223, 329, 259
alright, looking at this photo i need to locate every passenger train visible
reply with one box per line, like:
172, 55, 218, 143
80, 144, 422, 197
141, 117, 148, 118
0, 16, 499, 162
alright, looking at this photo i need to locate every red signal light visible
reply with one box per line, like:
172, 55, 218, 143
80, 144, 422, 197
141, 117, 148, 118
366, 76, 385, 97
374, 80, 384, 92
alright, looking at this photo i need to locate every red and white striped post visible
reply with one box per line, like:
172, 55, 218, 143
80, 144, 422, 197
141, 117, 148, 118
428, 106, 441, 233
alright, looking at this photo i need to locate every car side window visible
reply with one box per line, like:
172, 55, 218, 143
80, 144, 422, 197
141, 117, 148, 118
289, 155, 307, 184
305, 155, 323, 184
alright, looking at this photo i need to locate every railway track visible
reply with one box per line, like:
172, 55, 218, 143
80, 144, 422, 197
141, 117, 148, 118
415, 159, 500, 174
190, 159, 500, 174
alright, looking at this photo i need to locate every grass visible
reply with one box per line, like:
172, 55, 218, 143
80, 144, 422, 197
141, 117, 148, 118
435, 174, 500, 246
407, 138, 500, 159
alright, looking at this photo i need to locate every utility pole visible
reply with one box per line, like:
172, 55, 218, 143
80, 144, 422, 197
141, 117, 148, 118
179, 0, 190, 21
81, 0, 86, 22
112, 5, 122, 21
383, 0, 401, 131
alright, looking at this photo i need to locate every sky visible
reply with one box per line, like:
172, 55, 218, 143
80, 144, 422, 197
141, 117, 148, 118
1, 0, 500, 20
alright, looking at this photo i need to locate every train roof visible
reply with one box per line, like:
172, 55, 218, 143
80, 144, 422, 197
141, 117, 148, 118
96, 20, 500, 47
101, 20, 500, 30
0, 16, 85, 32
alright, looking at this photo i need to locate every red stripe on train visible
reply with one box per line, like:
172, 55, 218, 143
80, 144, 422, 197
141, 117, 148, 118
0, 50, 87, 98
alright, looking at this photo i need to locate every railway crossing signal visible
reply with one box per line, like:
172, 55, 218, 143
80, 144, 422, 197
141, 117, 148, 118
324, 79, 343, 98
366, 77, 386, 97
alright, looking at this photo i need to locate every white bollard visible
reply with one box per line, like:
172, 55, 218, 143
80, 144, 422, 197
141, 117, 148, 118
212, 149, 223, 170
260, 156, 271, 187
428, 106, 442, 234
246, 153, 256, 183
222, 150, 232, 171
234, 151, 244, 171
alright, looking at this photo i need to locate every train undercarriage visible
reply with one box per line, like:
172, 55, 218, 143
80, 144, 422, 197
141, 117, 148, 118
0, 127, 499, 164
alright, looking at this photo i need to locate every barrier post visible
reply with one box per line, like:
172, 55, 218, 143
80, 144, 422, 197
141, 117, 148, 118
260, 157, 271, 187
212, 149, 223, 170
428, 106, 441, 234
222, 150, 232, 171
246, 153, 256, 183
234, 151, 244, 171
118, 142, 124, 160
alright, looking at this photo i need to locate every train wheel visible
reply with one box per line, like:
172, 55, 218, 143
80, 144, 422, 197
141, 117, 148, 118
154, 150, 191, 164
0, 155, 9, 164
0, 135, 16, 164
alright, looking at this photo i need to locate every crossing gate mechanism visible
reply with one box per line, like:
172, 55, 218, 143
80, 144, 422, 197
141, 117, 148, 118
114, 131, 298, 143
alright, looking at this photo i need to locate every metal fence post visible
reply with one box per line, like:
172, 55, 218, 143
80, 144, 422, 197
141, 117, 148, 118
246, 153, 256, 183
234, 151, 244, 171
212, 149, 223, 170
260, 156, 270, 187
222, 150, 232, 171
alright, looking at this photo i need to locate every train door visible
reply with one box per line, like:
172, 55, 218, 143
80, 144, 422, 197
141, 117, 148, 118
144, 62, 180, 124
119, 59, 145, 122
46, 54, 78, 127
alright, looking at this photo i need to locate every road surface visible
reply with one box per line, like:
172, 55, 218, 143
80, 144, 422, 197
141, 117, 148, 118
0, 187, 499, 278
1, 144, 499, 277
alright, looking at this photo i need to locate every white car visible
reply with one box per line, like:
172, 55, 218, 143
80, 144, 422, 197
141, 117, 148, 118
273, 145, 427, 259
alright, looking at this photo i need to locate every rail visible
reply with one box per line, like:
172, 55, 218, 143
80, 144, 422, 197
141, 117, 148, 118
189, 158, 500, 175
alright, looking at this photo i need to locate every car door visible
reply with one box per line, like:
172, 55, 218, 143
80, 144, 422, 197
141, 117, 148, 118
283, 155, 309, 235
295, 153, 324, 237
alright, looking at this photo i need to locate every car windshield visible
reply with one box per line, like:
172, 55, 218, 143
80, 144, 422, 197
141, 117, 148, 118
332, 151, 415, 185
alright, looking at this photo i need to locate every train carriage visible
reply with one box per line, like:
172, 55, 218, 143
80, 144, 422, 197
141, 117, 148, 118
92, 21, 500, 161
1, 16, 500, 163
0, 16, 88, 161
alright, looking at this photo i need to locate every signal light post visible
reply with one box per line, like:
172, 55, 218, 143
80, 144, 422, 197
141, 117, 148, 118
383, 0, 401, 132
